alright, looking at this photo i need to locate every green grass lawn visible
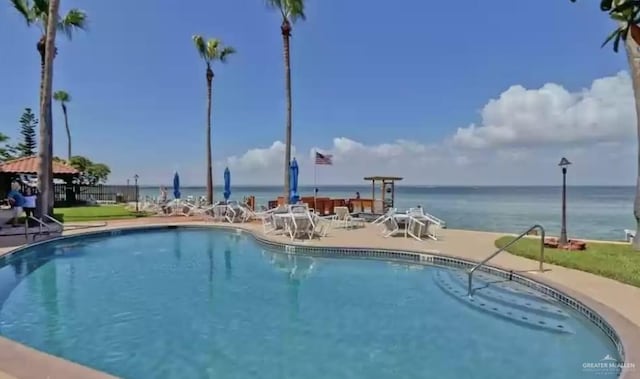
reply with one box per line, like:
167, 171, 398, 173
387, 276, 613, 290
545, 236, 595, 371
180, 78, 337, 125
52, 205, 147, 223
495, 236, 640, 287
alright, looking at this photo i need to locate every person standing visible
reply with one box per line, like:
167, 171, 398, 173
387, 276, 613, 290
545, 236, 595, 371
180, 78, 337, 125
159, 186, 169, 214
6, 182, 25, 227
23, 187, 37, 220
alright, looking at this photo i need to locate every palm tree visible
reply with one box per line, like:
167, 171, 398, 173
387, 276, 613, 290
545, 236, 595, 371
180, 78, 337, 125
267, 0, 305, 204
37, 0, 60, 218
192, 35, 236, 205
53, 90, 72, 160
11, 0, 87, 87
12, 0, 86, 216
570, 0, 640, 249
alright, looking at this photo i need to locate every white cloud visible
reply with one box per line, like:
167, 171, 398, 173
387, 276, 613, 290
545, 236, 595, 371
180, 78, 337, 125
226, 141, 296, 171
453, 72, 635, 149
155, 72, 636, 186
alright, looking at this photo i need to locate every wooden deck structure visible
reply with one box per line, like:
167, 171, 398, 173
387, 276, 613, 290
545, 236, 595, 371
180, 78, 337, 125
265, 175, 403, 216
364, 176, 403, 213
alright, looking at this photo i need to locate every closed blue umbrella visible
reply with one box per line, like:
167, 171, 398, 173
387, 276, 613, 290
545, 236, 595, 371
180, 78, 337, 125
173, 172, 181, 199
223, 167, 231, 201
289, 158, 299, 204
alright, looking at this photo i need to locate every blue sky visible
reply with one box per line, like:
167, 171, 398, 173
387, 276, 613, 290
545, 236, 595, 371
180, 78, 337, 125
0, 0, 633, 186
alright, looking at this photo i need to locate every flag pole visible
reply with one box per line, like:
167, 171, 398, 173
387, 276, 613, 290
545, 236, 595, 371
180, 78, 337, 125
313, 150, 317, 211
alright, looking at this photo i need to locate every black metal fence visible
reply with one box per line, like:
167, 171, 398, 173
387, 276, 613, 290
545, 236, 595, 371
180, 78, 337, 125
54, 184, 138, 205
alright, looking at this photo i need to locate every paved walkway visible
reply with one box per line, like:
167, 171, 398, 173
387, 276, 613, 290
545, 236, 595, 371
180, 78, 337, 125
0, 217, 638, 378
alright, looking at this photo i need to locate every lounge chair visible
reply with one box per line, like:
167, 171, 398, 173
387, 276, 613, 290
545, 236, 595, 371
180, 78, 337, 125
332, 206, 366, 229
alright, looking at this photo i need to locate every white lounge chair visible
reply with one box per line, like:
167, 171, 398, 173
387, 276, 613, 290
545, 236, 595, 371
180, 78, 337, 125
332, 206, 365, 229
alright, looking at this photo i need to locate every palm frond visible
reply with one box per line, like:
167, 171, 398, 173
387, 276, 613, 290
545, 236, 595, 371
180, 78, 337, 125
284, 0, 306, 22
601, 0, 614, 11
193, 35, 235, 65
53, 90, 70, 102
206, 39, 221, 60
192, 35, 210, 62
10, 0, 34, 25
58, 9, 87, 40
266, 0, 287, 19
219, 46, 236, 63
32, 0, 48, 14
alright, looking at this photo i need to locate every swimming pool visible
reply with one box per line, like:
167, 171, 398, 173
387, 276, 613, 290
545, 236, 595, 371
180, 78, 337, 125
0, 227, 623, 378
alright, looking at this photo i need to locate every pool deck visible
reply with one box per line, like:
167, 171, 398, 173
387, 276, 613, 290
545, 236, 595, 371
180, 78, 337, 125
0, 216, 639, 378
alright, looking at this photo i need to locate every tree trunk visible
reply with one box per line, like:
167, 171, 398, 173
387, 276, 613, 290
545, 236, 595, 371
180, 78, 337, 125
206, 65, 214, 205
62, 103, 71, 161
282, 20, 293, 205
625, 36, 640, 250
37, 0, 59, 218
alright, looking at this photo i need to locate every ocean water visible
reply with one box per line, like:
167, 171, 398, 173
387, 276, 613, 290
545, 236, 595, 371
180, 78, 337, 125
139, 185, 635, 241
0, 228, 620, 379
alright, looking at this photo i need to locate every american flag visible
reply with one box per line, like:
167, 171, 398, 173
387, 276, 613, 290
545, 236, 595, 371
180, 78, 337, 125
315, 152, 333, 165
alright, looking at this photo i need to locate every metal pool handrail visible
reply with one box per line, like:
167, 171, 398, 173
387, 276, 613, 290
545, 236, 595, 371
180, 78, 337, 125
25, 216, 51, 242
467, 224, 545, 297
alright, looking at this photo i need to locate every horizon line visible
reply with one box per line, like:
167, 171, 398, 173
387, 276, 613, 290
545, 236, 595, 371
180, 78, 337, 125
121, 183, 636, 188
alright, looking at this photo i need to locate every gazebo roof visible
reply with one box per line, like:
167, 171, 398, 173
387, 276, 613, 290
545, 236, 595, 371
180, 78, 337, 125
363, 176, 403, 181
0, 156, 79, 175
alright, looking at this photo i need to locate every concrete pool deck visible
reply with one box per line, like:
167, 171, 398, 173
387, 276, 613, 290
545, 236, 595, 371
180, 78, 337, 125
0, 216, 638, 378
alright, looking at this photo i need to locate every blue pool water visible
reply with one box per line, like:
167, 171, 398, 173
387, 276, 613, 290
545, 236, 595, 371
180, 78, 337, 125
0, 228, 622, 379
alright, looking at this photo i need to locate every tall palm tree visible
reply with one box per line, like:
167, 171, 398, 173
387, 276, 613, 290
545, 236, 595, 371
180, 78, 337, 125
12, 0, 86, 215
192, 35, 236, 205
37, 0, 60, 217
267, 0, 305, 204
11, 0, 87, 88
571, 0, 640, 249
53, 90, 72, 160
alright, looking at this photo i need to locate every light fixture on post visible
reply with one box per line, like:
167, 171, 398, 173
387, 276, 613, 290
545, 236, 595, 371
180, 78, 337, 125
134, 174, 140, 213
558, 157, 571, 246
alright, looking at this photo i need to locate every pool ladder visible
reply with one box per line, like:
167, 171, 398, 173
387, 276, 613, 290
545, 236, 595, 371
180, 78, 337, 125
467, 224, 545, 297
24, 216, 51, 242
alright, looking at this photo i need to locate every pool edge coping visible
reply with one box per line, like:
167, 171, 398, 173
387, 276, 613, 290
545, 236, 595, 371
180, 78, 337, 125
0, 223, 637, 379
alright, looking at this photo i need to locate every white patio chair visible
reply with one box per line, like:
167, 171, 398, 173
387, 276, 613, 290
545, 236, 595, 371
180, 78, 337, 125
287, 212, 315, 240
225, 202, 249, 223
381, 217, 403, 238
262, 213, 277, 234
372, 208, 397, 225
407, 216, 427, 241
311, 212, 332, 237
210, 204, 227, 222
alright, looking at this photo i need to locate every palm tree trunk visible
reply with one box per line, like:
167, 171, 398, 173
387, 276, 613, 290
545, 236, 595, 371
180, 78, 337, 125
62, 103, 71, 160
625, 36, 640, 250
282, 20, 293, 205
206, 65, 214, 205
38, 0, 60, 218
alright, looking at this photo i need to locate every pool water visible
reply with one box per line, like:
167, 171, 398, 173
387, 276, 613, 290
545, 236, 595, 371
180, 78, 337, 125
0, 228, 622, 379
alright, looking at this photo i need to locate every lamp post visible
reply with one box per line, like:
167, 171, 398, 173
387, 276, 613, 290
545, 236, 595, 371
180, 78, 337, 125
558, 157, 571, 246
134, 174, 139, 212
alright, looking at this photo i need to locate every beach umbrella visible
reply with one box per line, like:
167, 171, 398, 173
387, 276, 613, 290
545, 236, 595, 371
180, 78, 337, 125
224, 167, 231, 201
289, 158, 299, 204
173, 172, 181, 199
